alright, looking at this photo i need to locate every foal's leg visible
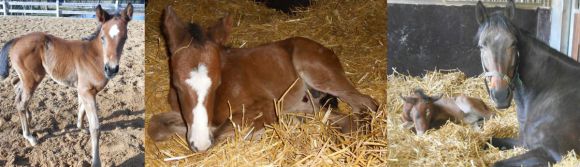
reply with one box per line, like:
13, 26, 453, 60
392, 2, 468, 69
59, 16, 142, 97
13, 71, 44, 146
293, 61, 377, 132
291, 45, 378, 115
77, 96, 86, 130
214, 100, 276, 141
78, 88, 101, 167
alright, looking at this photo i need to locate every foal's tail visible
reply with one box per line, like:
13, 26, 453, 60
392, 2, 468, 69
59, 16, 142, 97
147, 111, 187, 141
0, 39, 15, 80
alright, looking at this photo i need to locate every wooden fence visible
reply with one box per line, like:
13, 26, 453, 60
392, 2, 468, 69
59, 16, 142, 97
0, 1, 144, 18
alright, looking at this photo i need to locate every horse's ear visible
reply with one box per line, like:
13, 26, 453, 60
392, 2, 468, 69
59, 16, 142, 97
207, 14, 233, 45
122, 3, 134, 21
96, 4, 111, 23
162, 6, 189, 55
505, 0, 515, 20
430, 94, 443, 102
475, 1, 488, 25
400, 93, 417, 104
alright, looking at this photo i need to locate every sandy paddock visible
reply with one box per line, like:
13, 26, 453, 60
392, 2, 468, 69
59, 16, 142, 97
0, 16, 144, 166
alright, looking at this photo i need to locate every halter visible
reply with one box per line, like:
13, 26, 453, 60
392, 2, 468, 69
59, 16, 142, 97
481, 51, 520, 99
172, 37, 194, 55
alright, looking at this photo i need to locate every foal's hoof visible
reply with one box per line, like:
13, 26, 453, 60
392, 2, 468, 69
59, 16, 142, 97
26, 136, 38, 146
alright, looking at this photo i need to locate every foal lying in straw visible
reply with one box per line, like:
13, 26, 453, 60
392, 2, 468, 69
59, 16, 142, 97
148, 6, 379, 152
400, 89, 495, 135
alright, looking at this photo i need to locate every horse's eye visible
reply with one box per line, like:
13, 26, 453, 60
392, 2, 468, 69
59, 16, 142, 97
100, 36, 105, 41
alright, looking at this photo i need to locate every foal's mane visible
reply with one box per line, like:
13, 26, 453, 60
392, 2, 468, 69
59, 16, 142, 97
82, 24, 102, 41
413, 89, 433, 102
187, 22, 207, 47
82, 13, 124, 41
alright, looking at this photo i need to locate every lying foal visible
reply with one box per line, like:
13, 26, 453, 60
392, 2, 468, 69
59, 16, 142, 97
148, 7, 378, 152
400, 89, 494, 135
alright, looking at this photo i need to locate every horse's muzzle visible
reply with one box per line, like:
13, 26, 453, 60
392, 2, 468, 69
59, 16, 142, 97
490, 88, 512, 109
104, 65, 119, 79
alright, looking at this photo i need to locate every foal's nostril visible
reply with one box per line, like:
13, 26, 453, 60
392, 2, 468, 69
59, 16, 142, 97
110, 66, 119, 74
189, 142, 198, 152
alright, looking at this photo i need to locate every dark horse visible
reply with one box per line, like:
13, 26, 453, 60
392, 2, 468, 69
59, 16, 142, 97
475, 1, 580, 166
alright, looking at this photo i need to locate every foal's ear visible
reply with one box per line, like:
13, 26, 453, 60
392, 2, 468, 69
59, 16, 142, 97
207, 15, 233, 45
162, 6, 189, 54
475, 1, 488, 25
96, 5, 111, 23
505, 0, 515, 20
122, 3, 134, 21
430, 94, 443, 102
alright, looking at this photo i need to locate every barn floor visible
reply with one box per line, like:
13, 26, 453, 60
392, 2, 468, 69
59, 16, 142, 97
144, 0, 387, 166
386, 71, 580, 166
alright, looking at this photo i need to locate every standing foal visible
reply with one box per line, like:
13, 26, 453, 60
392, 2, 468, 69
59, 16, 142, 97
0, 4, 133, 167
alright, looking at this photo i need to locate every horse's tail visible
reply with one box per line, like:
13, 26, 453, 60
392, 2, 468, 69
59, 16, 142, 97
147, 111, 187, 141
0, 39, 15, 80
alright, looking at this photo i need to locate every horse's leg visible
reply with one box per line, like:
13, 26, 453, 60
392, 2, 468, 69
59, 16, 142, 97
214, 100, 275, 141
489, 137, 519, 150
493, 148, 558, 167
147, 111, 186, 141
78, 88, 101, 167
76, 96, 86, 130
291, 46, 378, 115
13, 70, 43, 146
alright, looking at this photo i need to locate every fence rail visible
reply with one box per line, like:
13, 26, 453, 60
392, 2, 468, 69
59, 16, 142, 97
0, 1, 145, 18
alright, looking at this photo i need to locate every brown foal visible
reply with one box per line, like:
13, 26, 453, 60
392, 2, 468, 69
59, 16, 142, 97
400, 89, 495, 135
148, 6, 378, 152
0, 4, 133, 167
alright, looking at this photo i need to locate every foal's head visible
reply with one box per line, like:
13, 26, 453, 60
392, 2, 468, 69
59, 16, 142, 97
95, 4, 133, 79
162, 6, 232, 152
475, 0, 518, 109
401, 89, 442, 135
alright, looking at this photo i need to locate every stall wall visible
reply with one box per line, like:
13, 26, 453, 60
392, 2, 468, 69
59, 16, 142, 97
387, 4, 551, 77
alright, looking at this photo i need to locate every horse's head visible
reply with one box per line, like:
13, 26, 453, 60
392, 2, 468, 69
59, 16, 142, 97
475, 0, 518, 109
401, 89, 441, 135
162, 6, 230, 152
95, 3, 133, 79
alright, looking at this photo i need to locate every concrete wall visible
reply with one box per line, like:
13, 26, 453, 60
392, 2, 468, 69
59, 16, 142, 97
387, 4, 551, 77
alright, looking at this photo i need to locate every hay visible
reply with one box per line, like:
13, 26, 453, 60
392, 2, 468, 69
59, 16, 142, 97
386, 70, 580, 166
145, 0, 387, 166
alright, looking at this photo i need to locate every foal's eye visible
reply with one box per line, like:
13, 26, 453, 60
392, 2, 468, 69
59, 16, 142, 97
101, 36, 105, 42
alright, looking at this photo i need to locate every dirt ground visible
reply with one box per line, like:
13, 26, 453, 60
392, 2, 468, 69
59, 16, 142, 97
0, 17, 144, 166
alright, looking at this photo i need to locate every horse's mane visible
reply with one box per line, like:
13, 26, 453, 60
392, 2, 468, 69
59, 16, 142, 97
82, 24, 102, 41
413, 89, 433, 102
82, 13, 124, 41
187, 22, 206, 47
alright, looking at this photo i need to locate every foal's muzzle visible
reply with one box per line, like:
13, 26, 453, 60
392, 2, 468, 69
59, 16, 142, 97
104, 64, 119, 79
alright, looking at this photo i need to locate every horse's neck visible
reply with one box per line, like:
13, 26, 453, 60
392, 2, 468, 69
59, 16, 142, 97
518, 35, 566, 87
515, 33, 580, 112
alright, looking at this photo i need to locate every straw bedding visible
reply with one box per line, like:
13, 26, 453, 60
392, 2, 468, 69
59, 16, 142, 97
145, 0, 387, 166
386, 70, 579, 166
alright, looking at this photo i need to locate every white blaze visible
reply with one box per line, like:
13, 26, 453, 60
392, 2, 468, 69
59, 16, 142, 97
185, 64, 213, 151
109, 24, 120, 38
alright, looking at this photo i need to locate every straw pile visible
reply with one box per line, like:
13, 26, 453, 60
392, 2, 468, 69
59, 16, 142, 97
386, 70, 580, 166
145, 0, 387, 166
